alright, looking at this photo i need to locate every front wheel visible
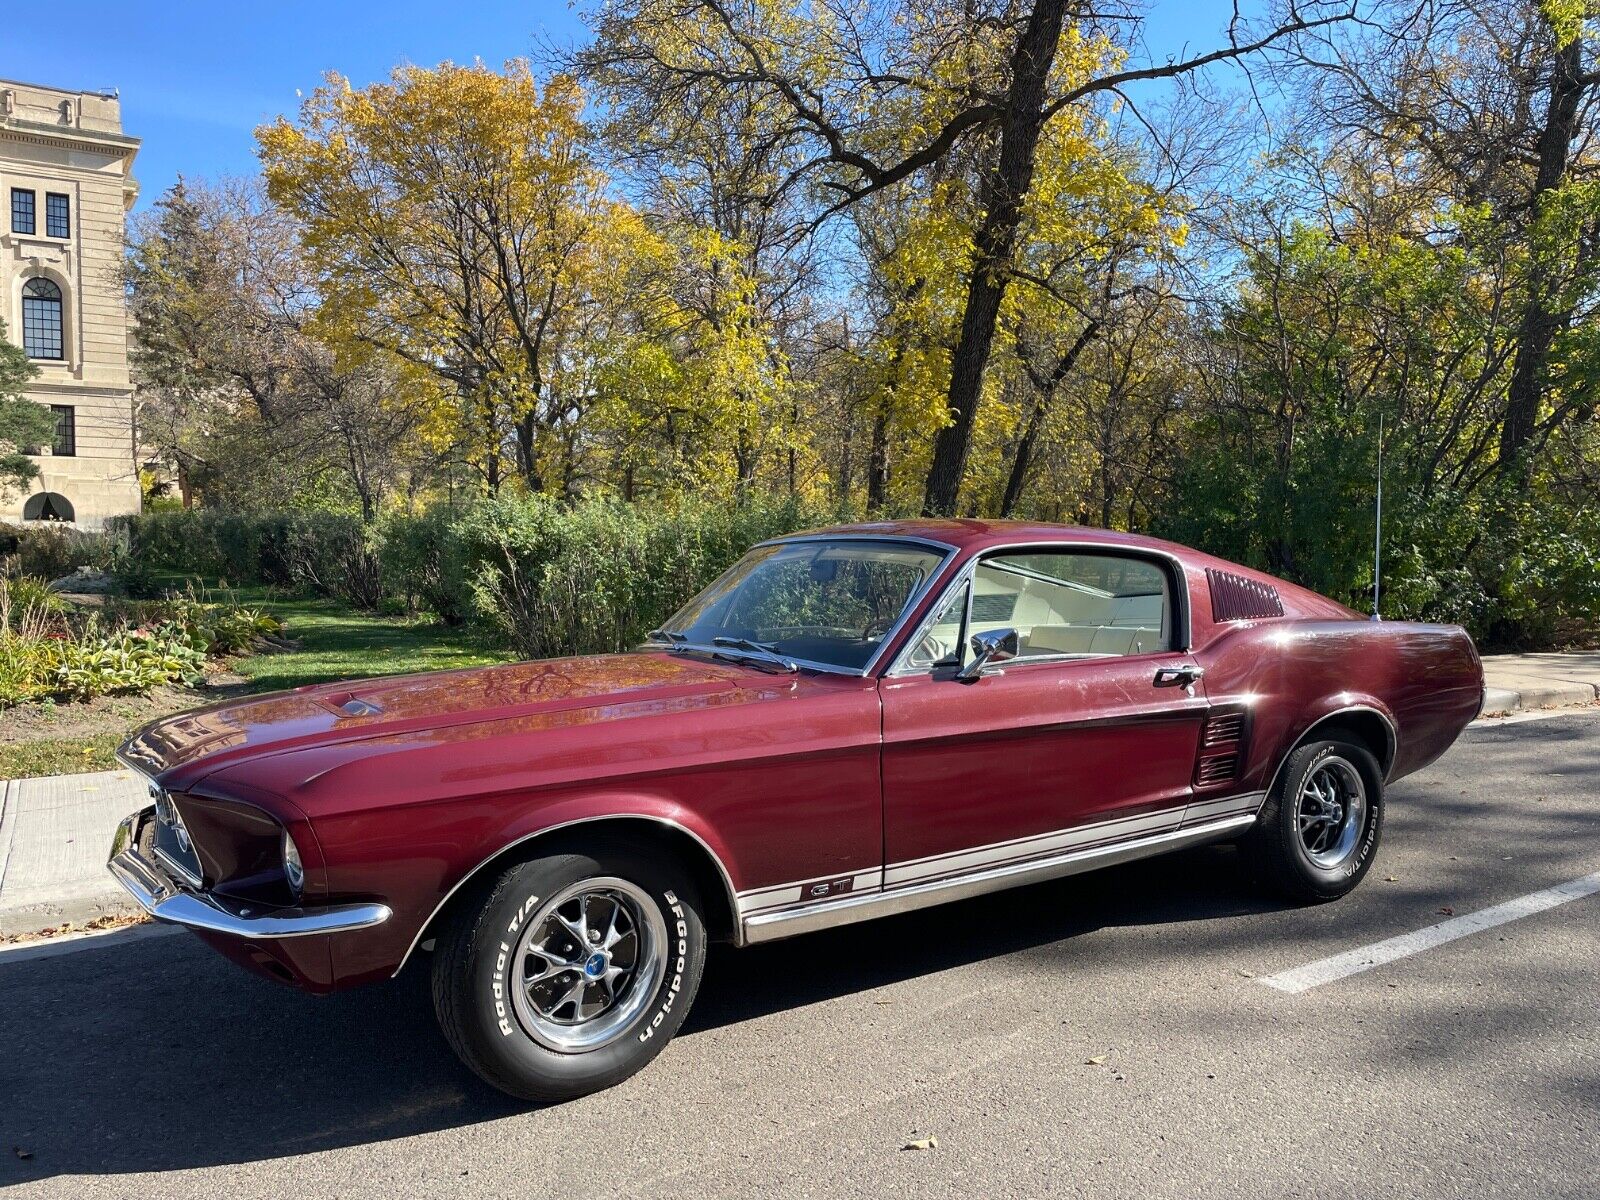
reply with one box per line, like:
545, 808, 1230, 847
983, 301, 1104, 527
1245, 739, 1384, 903
431, 841, 706, 1102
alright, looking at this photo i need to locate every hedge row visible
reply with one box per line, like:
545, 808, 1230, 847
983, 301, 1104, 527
108, 495, 847, 657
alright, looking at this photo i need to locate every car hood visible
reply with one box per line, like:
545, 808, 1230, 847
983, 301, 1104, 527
120, 652, 777, 792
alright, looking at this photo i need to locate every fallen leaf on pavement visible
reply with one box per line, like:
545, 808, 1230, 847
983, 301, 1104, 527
1085, 1055, 1107, 1065
1439, 907, 1454, 915
13, 1148, 32, 1160
1384, 875, 1399, 882
902, 1137, 938, 1151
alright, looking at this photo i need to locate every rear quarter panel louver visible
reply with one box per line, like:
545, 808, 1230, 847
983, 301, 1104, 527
1206, 568, 1285, 622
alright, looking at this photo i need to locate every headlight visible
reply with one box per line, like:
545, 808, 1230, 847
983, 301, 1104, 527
282, 829, 305, 897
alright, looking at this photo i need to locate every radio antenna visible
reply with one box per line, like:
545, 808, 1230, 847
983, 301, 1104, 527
1371, 413, 1384, 622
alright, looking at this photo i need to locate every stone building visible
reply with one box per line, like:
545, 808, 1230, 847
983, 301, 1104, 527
1, 77, 140, 528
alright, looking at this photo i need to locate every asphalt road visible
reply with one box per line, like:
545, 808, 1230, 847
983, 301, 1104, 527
3, 711, 1597, 1199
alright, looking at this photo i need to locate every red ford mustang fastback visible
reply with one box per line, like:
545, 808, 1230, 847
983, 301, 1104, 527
109, 520, 1483, 1100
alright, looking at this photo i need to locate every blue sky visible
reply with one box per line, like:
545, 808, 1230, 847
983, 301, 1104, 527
1, 1, 1252, 214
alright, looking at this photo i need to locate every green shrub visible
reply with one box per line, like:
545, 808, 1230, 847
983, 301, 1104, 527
0, 522, 116, 580
113, 510, 380, 608
102, 588, 283, 655
0, 620, 209, 706
452, 493, 839, 659
0, 575, 67, 631
378, 505, 469, 622
111, 495, 849, 657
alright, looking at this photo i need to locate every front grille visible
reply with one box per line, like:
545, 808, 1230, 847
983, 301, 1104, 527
150, 783, 204, 887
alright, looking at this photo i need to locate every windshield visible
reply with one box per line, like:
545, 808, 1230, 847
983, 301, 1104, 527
651, 539, 946, 671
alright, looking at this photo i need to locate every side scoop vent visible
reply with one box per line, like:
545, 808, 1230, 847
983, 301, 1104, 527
1203, 712, 1245, 747
1196, 755, 1240, 786
1206, 568, 1285, 622
1195, 706, 1250, 788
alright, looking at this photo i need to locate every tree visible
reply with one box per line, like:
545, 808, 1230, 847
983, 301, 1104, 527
260, 61, 631, 494
1292, 0, 1600, 471
579, 0, 1356, 512
127, 179, 445, 516
0, 320, 53, 502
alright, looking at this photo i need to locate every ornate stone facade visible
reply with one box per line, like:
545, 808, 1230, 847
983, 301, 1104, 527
1, 77, 140, 529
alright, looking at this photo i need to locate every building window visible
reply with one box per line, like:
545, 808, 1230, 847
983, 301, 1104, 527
21, 278, 63, 360
11, 188, 34, 235
50, 405, 75, 456
45, 193, 70, 238
22, 491, 75, 523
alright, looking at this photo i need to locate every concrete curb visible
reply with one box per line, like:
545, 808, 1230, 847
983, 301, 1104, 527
1478, 653, 1600, 716
1479, 683, 1598, 715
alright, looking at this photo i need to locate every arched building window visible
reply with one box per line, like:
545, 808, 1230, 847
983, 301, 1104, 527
22, 491, 74, 522
22, 277, 63, 360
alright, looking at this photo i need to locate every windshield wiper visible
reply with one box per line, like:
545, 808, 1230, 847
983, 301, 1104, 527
646, 628, 688, 644
711, 636, 799, 674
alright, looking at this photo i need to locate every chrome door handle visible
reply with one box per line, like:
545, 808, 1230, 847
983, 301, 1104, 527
1153, 665, 1204, 688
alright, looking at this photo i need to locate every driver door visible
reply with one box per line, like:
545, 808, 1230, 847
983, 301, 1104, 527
878, 548, 1208, 888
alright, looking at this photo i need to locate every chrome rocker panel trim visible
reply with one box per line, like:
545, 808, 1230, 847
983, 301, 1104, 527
107, 807, 392, 940
740, 811, 1257, 944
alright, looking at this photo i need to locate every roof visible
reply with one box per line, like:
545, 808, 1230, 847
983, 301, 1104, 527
776, 519, 1361, 624
778, 518, 1197, 557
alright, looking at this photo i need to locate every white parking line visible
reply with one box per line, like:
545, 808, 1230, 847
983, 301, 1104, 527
1261, 871, 1600, 994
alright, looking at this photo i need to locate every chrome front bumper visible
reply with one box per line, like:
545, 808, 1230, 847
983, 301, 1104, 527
107, 806, 392, 939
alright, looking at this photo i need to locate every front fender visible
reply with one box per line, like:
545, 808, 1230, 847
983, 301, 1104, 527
312, 785, 744, 988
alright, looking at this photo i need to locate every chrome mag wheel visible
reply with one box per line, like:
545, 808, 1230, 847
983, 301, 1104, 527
508, 877, 667, 1053
1295, 755, 1368, 869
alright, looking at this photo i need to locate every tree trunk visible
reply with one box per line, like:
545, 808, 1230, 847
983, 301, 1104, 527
514, 410, 544, 493
1001, 320, 1100, 517
1500, 36, 1585, 468
922, 0, 1068, 515
999, 398, 1048, 518
866, 406, 890, 513
734, 424, 758, 492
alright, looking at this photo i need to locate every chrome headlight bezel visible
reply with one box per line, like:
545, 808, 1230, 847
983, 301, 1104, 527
282, 828, 305, 898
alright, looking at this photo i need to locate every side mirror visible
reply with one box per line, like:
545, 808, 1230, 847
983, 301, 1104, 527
956, 627, 1019, 682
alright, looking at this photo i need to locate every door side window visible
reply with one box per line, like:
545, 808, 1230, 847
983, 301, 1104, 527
971, 552, 1173, 661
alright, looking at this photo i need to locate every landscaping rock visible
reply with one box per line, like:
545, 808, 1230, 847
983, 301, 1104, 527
45, 568, 118, 596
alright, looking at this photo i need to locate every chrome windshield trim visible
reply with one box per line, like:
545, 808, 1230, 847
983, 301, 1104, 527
884, 539, 1193, 677
108, 807, 391, 939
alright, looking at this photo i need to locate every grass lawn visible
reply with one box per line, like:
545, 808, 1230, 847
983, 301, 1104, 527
223, 586, 513, 694
0, 732, 126, 780
1, 579, 514, 779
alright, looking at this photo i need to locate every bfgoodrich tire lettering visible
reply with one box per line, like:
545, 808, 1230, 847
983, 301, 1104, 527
432, 840, 706, 1102
1245, 738, 1384, 903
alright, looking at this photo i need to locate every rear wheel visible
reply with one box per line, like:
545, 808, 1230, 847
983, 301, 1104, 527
1245, 738, 1384, 903
431, 842, 706, 1102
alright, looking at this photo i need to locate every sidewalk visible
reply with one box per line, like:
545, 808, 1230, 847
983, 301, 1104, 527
0, 769, 147, 937
1478, 651, 1600, 715
2, 653, 1597, 941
